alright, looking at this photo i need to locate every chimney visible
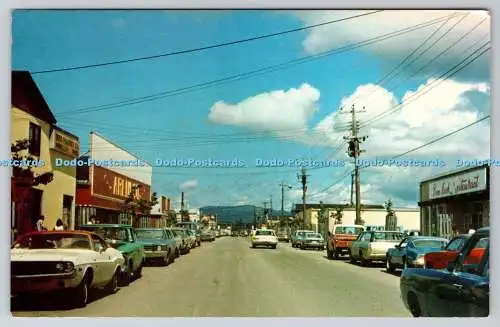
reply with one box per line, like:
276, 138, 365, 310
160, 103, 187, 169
181, 192, 185, 211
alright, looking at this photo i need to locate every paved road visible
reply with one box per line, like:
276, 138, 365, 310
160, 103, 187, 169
12, 237, 410, 317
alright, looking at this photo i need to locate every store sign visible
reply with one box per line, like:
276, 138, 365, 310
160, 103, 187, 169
92, 166, 150, 201
51, 130, 79, 157
429, 168, 487, 200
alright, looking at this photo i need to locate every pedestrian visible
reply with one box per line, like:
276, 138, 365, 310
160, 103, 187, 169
35, 215, 46, 232
54, 219, 65, 231
88, 215, 96, 224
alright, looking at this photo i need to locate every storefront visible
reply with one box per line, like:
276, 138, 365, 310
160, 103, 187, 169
419, 164, 489, 238
76, 164, 152, 226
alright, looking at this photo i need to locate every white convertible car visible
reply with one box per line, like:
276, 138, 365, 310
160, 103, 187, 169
11, 231, 125, 307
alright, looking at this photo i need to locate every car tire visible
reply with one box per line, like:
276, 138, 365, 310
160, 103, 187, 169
106, 269, 119, 294
333, 248, 340, 259
134, 261, 143, 279
349, 251, 356, 263
120, 265, 131, 286
327, 248, 334, 259
386, 256, 395, 273
73, 274, 90, 308
252, 244, 256, 248
272, 245, 277, 249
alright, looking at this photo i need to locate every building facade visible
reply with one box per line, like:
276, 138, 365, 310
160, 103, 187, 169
75, 132, 152, 226
11, 71, 79, 235
149, 196, 171, 228
419, 164, 489, 238
294, 204, 420, 235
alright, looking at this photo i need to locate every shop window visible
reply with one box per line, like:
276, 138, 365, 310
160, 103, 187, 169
28, 122, 41, 156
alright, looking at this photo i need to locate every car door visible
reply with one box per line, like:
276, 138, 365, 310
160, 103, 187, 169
427, 235, 489, 317
127, 228, 142, 269
91, 234, 111, 285
358, 232, 372, 256
392, 237, 409, 265
350, 232, 363, 257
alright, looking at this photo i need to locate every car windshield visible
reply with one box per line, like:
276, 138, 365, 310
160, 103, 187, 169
13, 233, 91, 250
372, 232, 404, 241
305, 233, 322, 239
80, 226, 129, 242
136, 229, 164, 239
255, 230, 274, 236
413, 239, 447, 248
335, 226, 364, 234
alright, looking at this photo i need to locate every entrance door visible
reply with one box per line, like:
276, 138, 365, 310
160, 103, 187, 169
31, 189, 43, 228
63, 195, 73, 229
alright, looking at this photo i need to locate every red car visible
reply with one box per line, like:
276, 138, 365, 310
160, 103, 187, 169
424, 234, 488, 269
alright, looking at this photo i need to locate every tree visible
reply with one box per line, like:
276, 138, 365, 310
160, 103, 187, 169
166, 210, 177, 227
332, 207, 343, 224
384, 199, 397, 231
122, 185, 158, 228
11, 139, 54, 186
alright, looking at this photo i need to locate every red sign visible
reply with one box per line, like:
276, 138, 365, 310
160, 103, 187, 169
92, 166, 151, 202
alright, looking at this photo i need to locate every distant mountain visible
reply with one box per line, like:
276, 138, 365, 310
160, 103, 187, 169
199, 205, 290, 224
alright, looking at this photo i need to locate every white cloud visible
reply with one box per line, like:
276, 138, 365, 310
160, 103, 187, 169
179, 179, 198, 191
208, 83, 320, 137
295, 10, 490, 80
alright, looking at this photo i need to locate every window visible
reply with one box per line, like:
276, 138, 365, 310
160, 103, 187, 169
457, 235, 489, 274
372, 232, 404, 241
446, 237, 466, 252
362, 233, 372, 241
28, 122, 41, 156
399, 238, 409, 248
255, 230, 274, 236
335, 226, 364, 235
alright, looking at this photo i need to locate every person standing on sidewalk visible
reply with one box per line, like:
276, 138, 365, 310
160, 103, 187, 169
35, 215, 46, 232
54, 219, 65, 231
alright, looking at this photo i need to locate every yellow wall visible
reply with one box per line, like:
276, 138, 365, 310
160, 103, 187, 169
11, 107, 77, 230
302, 207, 420, 232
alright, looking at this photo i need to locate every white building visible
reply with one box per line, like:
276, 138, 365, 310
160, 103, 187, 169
295, 204, 420, 234
188, 209, 200, 222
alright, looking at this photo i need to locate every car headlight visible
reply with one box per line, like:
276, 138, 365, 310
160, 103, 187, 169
56, 263, 64, 271
57, 261, 74, 272
157, 245, 162, 251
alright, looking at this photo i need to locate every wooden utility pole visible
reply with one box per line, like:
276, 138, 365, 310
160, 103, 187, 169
342, 104, 368, 225
297, 168, 308, 229
279, 181, 292, 216
350, 172, 354, 206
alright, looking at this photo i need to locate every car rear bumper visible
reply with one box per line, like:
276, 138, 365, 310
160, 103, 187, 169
302, 243, 325, 248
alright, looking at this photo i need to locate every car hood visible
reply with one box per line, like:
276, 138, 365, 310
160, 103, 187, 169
11, 248, 90, 263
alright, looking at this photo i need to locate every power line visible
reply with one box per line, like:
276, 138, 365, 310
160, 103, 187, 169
30, 10, 383, 75
54, 13, 457, 117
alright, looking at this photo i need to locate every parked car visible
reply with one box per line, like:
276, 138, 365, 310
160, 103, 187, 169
79, 224, 145, 284
424, 234, 470, 269
170, 228, 191, 254
400, 227, 489, 317
327, 224, 365, 259
386, 236, 448, 273
298, 232, 325, 250
165, 228, 181, 257
291, 229, 313, 248
276, 227, 291, 242
135, 228, 177, 266
186, 230, 200, 247
11, 231, 124, 307
251, 228, 278, 249
201, 229, 215, 242
350, 230, 404, 265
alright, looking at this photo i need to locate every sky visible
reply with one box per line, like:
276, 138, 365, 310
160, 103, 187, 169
11, 9, 491, 211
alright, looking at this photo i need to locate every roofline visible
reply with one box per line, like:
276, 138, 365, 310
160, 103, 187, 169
90, 131, 152, 168
420, 164, 489, 184
53, 124, 79, 140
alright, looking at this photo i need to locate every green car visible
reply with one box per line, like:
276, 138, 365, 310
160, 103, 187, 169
79, 224, 145, 285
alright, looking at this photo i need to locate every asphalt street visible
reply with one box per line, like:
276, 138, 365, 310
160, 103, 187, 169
12, 237, 410, 317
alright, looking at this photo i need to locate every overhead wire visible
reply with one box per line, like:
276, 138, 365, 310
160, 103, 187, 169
54, 13, 458, 117
30, 10, 384, 75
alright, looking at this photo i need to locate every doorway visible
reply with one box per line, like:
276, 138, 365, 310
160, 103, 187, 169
63, 195, 73, 229
31, 188, 43, 227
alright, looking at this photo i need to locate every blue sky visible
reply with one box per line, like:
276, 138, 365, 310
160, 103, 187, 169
12, 10, 491, 210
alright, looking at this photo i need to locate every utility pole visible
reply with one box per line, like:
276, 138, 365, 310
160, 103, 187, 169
270, 195, 273, 218
342, 104, 368, 225
280, 181, 293, 217
297, 167, 309, 229
350, 172, 354, 206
